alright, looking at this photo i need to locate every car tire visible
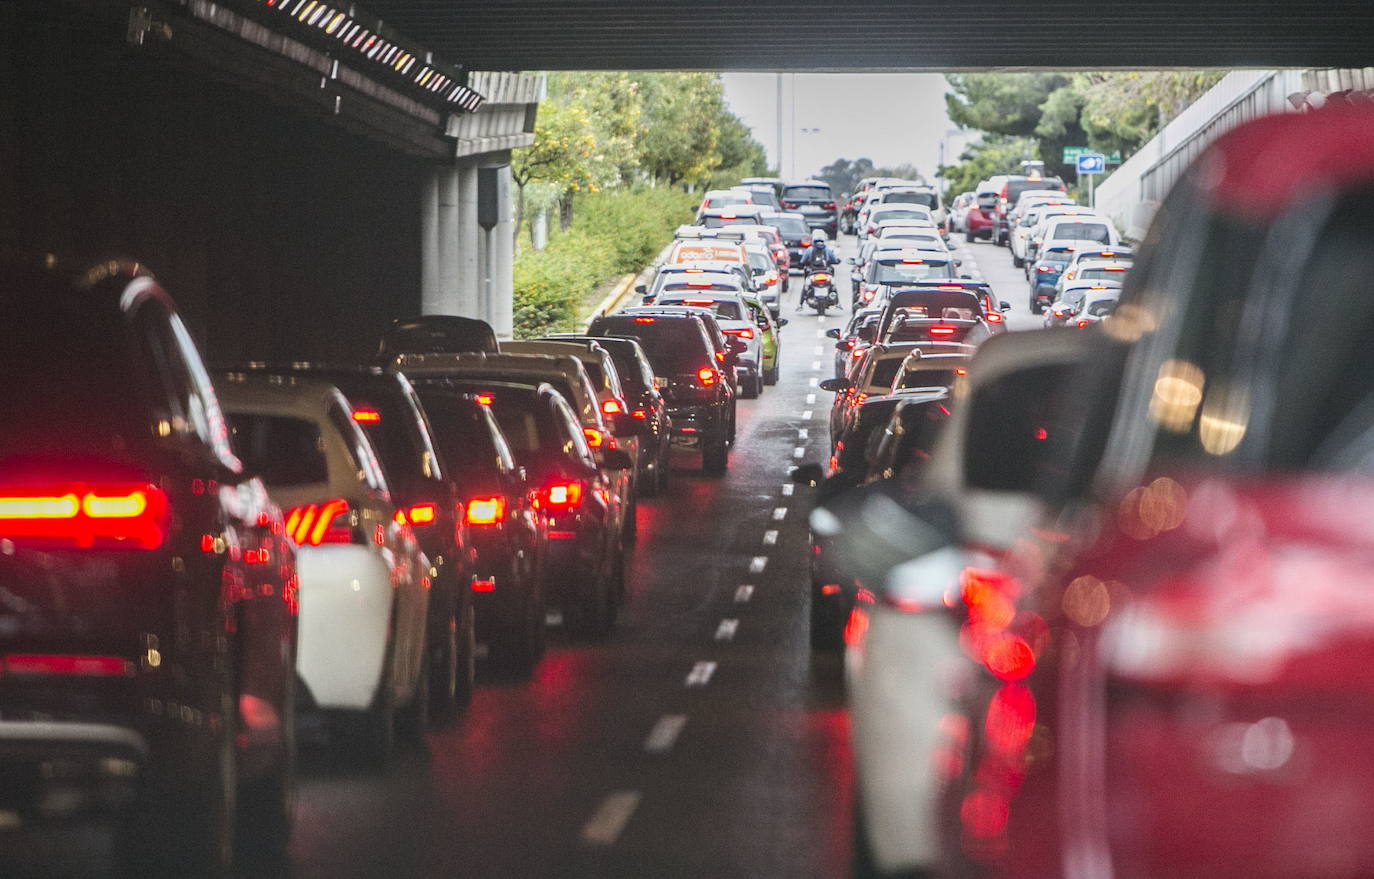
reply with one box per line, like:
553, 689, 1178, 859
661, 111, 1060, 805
565, 563, 615, 641
639, 462, 661, 498
702, 431, 729, 474
810, 587, 845, 652
493, 566, 546, 675
1012, 253, 1024, 268
741, 371, 760, 399
965, 229, 976, 244
625, 496, 639, 543
764, 363, 779, 385
429, 593, 473, 724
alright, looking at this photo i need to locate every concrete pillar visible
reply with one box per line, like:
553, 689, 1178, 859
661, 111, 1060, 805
437, 166, 460, 310
456, 162, 481, 318
419, 169, 443, 314
490, 163, 516, 339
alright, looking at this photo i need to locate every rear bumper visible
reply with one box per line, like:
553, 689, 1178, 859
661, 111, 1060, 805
0, 721, 149, 821
666, 402, 720, 441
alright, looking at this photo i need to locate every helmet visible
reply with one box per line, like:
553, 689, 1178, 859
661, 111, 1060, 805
813, 230, 828, 243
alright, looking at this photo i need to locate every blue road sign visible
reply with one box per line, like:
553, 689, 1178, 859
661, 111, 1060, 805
1077, 153, 1106, 174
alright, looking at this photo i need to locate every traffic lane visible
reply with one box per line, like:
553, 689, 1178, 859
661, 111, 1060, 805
284, 307, 851, 878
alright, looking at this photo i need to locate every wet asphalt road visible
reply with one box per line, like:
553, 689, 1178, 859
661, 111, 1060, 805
3, 228, 1028, 879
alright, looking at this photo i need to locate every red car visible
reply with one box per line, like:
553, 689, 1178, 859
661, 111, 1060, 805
934, 101, 1374, 876
964, 189, 999, 242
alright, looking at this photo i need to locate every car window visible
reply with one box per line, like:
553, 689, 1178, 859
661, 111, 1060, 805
133, 301, 238, 465
551, 396, 596, 469
783, 186, 831, 200
658, 298, 743, 320
327, 399, 388, 493
874, 261, 952, 283
1048, 221, 1110, 243
227, 414, 328, 486
895, 368, 961, 391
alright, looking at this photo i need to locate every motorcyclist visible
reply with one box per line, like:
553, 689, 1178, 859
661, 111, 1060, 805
799, 231, 840, 309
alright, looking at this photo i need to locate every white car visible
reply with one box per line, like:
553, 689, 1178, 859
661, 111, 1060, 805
220, 374, 431, 762
858, 203, 935, 242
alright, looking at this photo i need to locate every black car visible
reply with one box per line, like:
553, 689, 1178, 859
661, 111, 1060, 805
544, 334, 674, 496
878, 288, 994, 346
795, 389, 951, 650
827, 308, 884, 378
377, 315, 499, 361
232, 365, 475, 720
409, 388, 548, 673
0, 259, 297, 875
589, 311, 737, 474
780, 181, 839, 237
759, 210, 815, 269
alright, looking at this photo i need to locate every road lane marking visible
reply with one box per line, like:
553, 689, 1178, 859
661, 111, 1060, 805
773, 507, 787, 520
816, 329, 824, 338
749, 555, 768, 573
644, 714, 688, 754
715, 618, 739, 641
808, 377, 818, 386
802, 409, 813, 419
735, 584, 754, 602
811, 360, 821, 370
798, 428, 809, 440
794, 446, 806, 458
806, 393, 816, 404
813, 345, 823, 355
686, 661, 717, 687
763, 530, 778, 545
581, 791, 642, 845
781, 483, 795, 496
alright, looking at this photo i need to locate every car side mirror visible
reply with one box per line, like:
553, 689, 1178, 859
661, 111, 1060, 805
777, 318, 789, 328
634, 284, 647, 295
824, 328, 841, 339
727, 338, 748, 354
960, 274, 973, 280
953, 259, 962, 267
598, 448, 634, 471
846, 257, 856, 264
1000, 301, 1011, 312
819, 377, 851, 393
790, 462, 824, 486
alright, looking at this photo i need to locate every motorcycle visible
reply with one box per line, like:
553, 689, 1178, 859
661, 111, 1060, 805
803, 270, 839, 315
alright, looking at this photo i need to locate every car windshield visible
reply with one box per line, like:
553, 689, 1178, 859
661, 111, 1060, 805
592, 318, 711, 375
1048, 222, 1110, 243
661, 283, 739, 295
783, 186, 830, 200
886, 291, 982, 319
1007, 178, 1063, 201
874, 261, 952, 283
226, 414, 328, 486
658, 298, 743, 320
764, 216, 809, 236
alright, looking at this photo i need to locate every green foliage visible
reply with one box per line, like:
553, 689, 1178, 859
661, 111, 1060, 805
937, 136, 1040, 198
513, 188, 695, 338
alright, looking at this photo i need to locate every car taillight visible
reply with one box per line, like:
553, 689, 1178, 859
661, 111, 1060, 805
800, 237, 812, 247
352, 407, 381, 423
822, 202, 836, 210
986, 312, 1004, 323
634, 316, 655, 323
843, 339, 856, 349
1037, 265, 1054, 273
784, 201, 799, 209
464, 496, 506, 525
0, 483, 169, 550
544, 480, 584, 511
723, 328, 754, 339
285, 499, 352, 546
929, 327, 957, 337
395, 502, 437, 527
697, 367, 718, 386
583, 427, 606, 448
632, 408, 648, 420
1076, 319, 1090, 328
602, 398, 624, 415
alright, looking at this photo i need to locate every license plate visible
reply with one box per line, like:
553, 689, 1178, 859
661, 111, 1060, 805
800, 205, 822, 212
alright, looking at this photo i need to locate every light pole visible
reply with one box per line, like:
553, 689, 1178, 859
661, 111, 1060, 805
795, 127, 821, 179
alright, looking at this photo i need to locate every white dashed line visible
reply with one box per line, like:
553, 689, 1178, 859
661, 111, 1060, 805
806, 393, 816, 404
762, 530, 778, 545
813, 345, 823, 355
749, 555, 769, 573
793, 446, 805, 459
815, 329, 825, 338
798, 428, 809, 440
781, 484, 795, 497
808, 377, 818, 387
685, 661, 717, 687
802, 409, 813, 419
734, 584, 755, 602
773, 507, 787, 520
715, 618, 739, 641
581, 791, 642, 845
644, 714, 688, 754
811, 360, 821, 370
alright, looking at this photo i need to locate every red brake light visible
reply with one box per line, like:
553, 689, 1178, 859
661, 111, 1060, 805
631, 408, 648, 420
822, 202, 836, 210
956, 368, 968, 375
697, 367, 718, 386
0, 483, 168, 550
929, 327, 957, 337
352, 407, 381, 423
602, 398, 624, 415
683, 299, 715, 305
406, 503, 437, 526
1037, 265, 1054, 273
285, 499, 351, 546
986, 312, 1004, 323
634, 316, 656, 323
474, 393, 494, 406
800, 237, 812, 247
685, 282, 714, 288
723, 328, 754, 339
1076, 319, 1090, 328
544, 480, 584, 511
583, 427, 606, 449
901, 258, 925, 264
1103, 266, 1126, 271
464, 496, 506, 525
812, 273, 830, 283
2, 654, 133, 678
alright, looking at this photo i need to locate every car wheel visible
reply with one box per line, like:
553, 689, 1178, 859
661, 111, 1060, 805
810, 586, 846, 652
565, 561, 615, 641
741, 371, 760, 399
625, 496, 639, 543
1012, 253, 1023, 268
639, 462, 661, 498
702, 431, 729, 474
657, 448, 672, 493
494, 565, 546, 675
764, 363, 779, 385
965, 229, 976, 244
429, 592, 472, 724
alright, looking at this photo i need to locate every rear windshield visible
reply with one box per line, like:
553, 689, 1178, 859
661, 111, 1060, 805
705, 194, 750, 208
887, 291, 982, 318
1008, 179, 1065, 201
763, 216, 809, 236
883, 191, 937, 208
657, 298, 743, 320
895, 368, 961, 390
326, 377, 437, 486
874, 262, 953, 283
1049, 222, 1110, 243
661, 283, 740, 295
873, 209, 929, 221
1086, 298, 1119, 317
748, 252, 772, 272
412, 391, 500, 481
869, 358, 904, 389
1079, 266, 1129, 280
591, 318, 711, 375
783, 186, 831, 200
227, 415, 328, 486
880, 231, 941, 244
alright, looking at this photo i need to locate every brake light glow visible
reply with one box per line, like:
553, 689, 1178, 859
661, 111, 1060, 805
632, 408, 648, 420
800, 237, 812, 247
474, 393, 494, 405
634, 317, 656, 323
986, 312, 1004, 323
812, 273, 830, 283
352, 407, 381, 423
723, 328, 754, 339
544, 480, 584, 511
956, 368, 968, 375
1037, 265, 1054, 273
406, 503, 437, 525
602, 399, 624, 415
929, 327, 957, 337
2, 654, 133, 678
901, 258, 925, 264
697, 367, 718, 386
1103, 266, 1126, 271
471, 577, 496, 593
285, 499, 351, 546
583, 427, 606, 448
0, 483, 168, 549
465, 496, 506, 525
1076, 319, 1090, 328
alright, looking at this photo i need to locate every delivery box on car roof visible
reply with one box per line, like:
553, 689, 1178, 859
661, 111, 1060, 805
667, 240, 747, 266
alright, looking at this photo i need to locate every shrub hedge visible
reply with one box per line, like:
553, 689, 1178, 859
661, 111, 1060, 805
513, 187, 696, 337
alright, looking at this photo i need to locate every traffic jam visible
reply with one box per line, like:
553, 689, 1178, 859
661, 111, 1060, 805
4, 93, 1374, 879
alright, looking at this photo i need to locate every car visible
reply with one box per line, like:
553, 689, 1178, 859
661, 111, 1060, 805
653, 292, 765, 398
1061, 245, 1134, 280
1060, 257, 1131, 288
695, 188, 754, 219
1027, 244, 1077, 313
0, 259, 296, 875
697, 204, 768, 229
854, 249, 962, 307
947, 191, 975, 233
741, 241, 784, 312
740, 293, 787, 385
1070, 284, 1121, 327
1038, 214, 1121, 256
731, 184, 780, 210
758, 210, 815, 269
1046, 280, 1121, 328
543, 334, 674, 496
873, 222, 947, 250
877, 288, 997, 348
820, 342, 921, 443
376, 315, 499, 360
780, 180, 839, 236
220, 374, 432, 763
874, 186, 945, 229
390, 353, 634, 639
229, 364, 476, 722
665, 238, 750, 270
858, 203, 935, 242
793, 388, 952, 650
589, 310, 737, 474
1008, 199, 1079, 268
987, 172, 1068, 245
964, 187, 1000, 242
739, 176, 785, 201
721, 222, 792, 291
406, 387, 548, 672
888, 345, 973, 392
1020, 206, 1103, 269
643, 263, 752, 301
826, 308, 884, 378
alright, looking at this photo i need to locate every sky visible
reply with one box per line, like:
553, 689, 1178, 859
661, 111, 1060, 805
720, 72, 975, 184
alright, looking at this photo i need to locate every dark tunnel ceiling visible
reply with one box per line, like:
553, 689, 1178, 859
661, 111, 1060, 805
358, 0, 1374, 72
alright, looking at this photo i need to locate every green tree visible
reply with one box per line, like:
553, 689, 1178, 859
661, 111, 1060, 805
937, 135, 1039, 198
511, 100, 600, 233
1072, 71, 1225, 158
815, 157, 876, 196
